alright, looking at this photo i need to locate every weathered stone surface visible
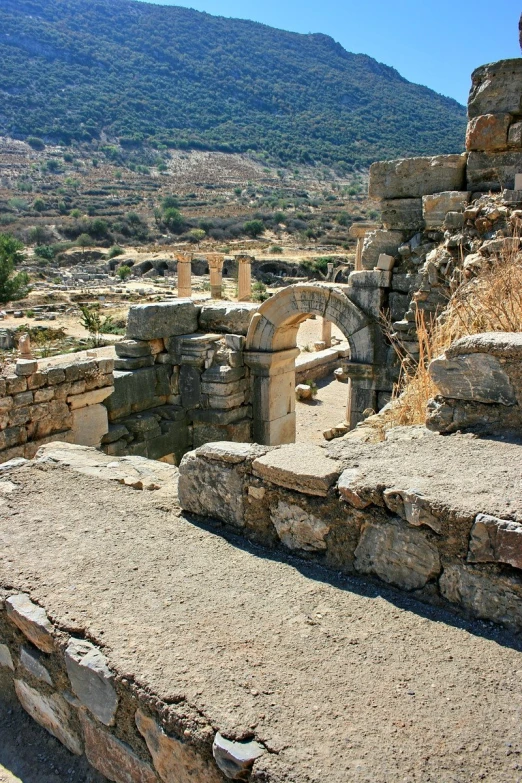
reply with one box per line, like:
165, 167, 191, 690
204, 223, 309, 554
115, 356, 155, 371
467, 150, 522, 192
6, 594, 54, 652
127, 301, 198, 340
383, 489, 442, 533
354, 521, 441, 591
14, 679, 82, 755
337, 468, 371, 509
0, 642, 14, 670
445, 331, 522, 360
465, 113, 511, 151
270, 500, 330, 551
252, 444, 341, 497
381, 198, 424, 230
80, 712, 158, 783
440, 564, 522, 631
361, 230, 403, 270
199, 303, 258, 335
508, 120, 522, 148
65, 638, 119, 726
116, 340, 153, 358
20, 645, 53, 685
429, 352, 516, 405
67, 386, 114, 410
70, 403, 109, 447
196, 442, 264, 464
369, 154, 467, 200
15, 359, 38, 376
212, 732, 265, 780
468, 513, 522, 569
468, 59, 522, 118
178, 451, 246, 527
422, 191, 470, 228
136, 709, 222, 783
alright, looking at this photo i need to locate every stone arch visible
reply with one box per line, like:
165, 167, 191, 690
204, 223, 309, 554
244, 284, 376, 445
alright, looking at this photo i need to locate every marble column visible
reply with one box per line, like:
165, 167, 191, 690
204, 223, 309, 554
207, 253, 224, 299
237, 255, 252, 302
176, 252, 192, 298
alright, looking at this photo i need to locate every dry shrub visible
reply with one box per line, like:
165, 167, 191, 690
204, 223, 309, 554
387, 242, 522, 428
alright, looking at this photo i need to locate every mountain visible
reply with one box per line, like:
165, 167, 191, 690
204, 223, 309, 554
0, 0, 466, 168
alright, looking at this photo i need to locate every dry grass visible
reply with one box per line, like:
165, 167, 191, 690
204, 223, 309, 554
386, 242, 522, 428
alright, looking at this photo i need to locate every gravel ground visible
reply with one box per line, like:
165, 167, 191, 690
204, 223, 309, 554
2, 461, 522, 782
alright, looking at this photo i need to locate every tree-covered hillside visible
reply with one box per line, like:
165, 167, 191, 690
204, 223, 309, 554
0, 0, 466, 168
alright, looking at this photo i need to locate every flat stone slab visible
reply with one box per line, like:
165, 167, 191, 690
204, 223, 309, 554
252, 443, 341, 496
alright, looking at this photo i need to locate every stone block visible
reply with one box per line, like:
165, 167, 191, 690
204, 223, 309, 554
80, 712, 158, 783
179, 365, 202, 409
383, 488, 441, 533
376, 253, 395, 272
381, 198, 424, 230
70, 404, 109, 447
422, 191, 470, 228
67, 386, 114, 410
508, 121, 522, 148
15, 359, 38, 376
105, 368, 159, 420
6, 374, 27, 394
337, 468, 371, 509
65, 638, 119, 726
114, 356, 155, 371
208, 392, 245, 410
199, 302, 258, 335
468, 59, 522, 118
126, 300, 198, 340
0, 642, 14, 670
440, 564, 522, 631
468, 513, 522, 569
201, 365, 245, 383
361, 230, 403, 270
14, 679, 82, 755
270, 500, 330, 552
47, 367, 66, 385
136, 709, 222, 783
6, 594, 54, 652
429, 352, 516, 405
212, 732, 265, 780
252, 443, 341, 496
467, 150, 522, 192
445, 332, 522, 360
20, 646, 53, 685
369, 154, 467, 199
253, 412, 296, 446
354, 520, 441, 591
465, 113, 511, 151
116, 340, 152, 358
178, 451, 246, 527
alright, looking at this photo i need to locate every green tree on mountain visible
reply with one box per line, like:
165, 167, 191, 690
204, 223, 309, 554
0, 234, 30, 304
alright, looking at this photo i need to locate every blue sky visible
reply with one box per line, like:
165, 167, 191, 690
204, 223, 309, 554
137, 0, 520, 105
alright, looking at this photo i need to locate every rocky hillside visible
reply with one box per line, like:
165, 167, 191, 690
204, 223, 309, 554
0, 0, 466, 168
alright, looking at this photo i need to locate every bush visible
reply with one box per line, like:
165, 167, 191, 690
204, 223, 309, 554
27, 137, 45, 151
252, 280, 269, 302
33, 198, 46, 212
117, 264, 131, 280
0, 234, 30, 304
34, 245, 56, 261
270, 245, 283, 254
161, 195, 179, 210
244, 219, 264, 238
163, 207, 184, 233
109, 245, 124, 258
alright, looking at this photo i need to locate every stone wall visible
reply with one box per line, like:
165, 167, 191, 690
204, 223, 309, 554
0, 355, 114, 463
0, 584, 260, 783
426, 332, 522, 435
178, 440, 522, 633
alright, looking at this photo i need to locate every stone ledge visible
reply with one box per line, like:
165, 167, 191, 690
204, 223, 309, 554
252, 443, 341, 496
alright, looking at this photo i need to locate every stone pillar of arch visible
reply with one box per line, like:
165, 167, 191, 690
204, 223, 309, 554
207, 253, 224, 299
349, 223, 378, 271
236, 255, 253, 302
321, 318, 332, 348
176, 252, 192, 298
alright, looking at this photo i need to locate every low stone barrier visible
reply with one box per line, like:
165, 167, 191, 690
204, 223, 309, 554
179, 439, 522, 633
427, 332, 522, 435
0, 355, 114, 463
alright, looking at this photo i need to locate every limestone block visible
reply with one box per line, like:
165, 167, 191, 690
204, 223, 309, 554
179, 365, 202, 409
195, 442, 263, 464
383, 489, 441, 533
201, 365, 245, 384
212, 733, 265, 781
440, 564, 522, 631
114, 356, 155, 371
252, 412, 296, 446
70, 404, 109, 447
115, 340, 152, 359
105, 367, 159, 420
80, 712, 158, 783
429, 353, 516, 405
361, 230, 403, 270
126, 300, 198, 340
67, 386, 114, 410
337, 468, 371, 509
15, 359, 38, 376
381, 198, 424, 230
178, 451, 246, 527
468, 59, 522, 118
47, 367, 66, 385
369, 154, 467, 199
199, 303, 258, 335
270, 500, 330, 551
6, 374, 27, 394
6, 594, 54, 652
136, 709, 222, 783
468, 513, 522, 569
14, 679, 82, 755
0, 643, 14, 670
20, 646, 53, 685
467, 151, 522, 192
208, 392, 245, 410
65, 638, 119, 726
508, 121, 522, 148
422, 191, 470, 228
376, 254, 395, 272
465, 113, 511, 151
354, 520, 441, 591
295, 383, 313, 400
252, 443, 341, 496
445, 331, 522, 360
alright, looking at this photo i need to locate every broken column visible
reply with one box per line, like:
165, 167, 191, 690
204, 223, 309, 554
321, 318, 332, 348
207, 253, 224, 299
237, 255, 252, 302
349, 223, 378, 271
176, 252, 192, 298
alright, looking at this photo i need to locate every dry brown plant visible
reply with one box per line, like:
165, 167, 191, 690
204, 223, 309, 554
386, 240, 522, 428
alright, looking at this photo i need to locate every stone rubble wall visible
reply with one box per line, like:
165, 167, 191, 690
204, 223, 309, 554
427, 332, 522, 435
0, 356, 114, 464
0, 584, 262, 783
178, 441, 522, 633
